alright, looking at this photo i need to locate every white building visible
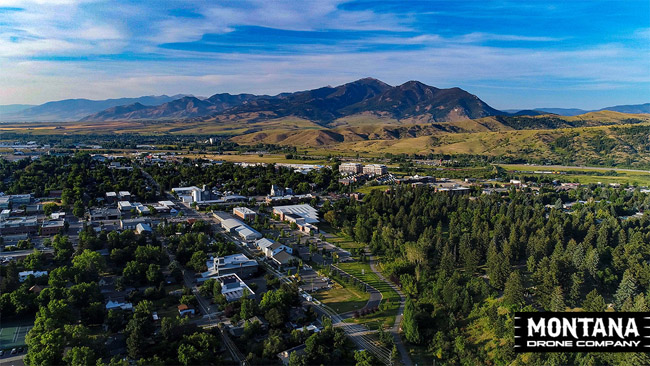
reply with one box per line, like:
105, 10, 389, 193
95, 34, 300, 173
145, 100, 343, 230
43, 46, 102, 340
339, 162, 363, 174
263, 241, 293, 258
235, 225, 262, 241
215, 274, 255, 302
19, 270, 48, 282
117, 201, 133, 211
363, 164, 388, 175
106, 300, 133, 311
273, 204, 319, 223
221, 218, 245, 233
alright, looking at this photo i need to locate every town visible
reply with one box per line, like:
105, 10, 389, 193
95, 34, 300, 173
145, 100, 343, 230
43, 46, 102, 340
1, 148, 649, 366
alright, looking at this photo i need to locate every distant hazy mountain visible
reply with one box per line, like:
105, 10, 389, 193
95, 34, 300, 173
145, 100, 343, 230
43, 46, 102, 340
597, 103, 650, 114
0, 104, 35, 114
532, 103, 649, 116
0, 95, 189, 122
80, 94, 261, 121
532, 108, 588, 116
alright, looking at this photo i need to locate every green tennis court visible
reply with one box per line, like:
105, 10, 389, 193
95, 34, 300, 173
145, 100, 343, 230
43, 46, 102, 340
0, 320, 33, 349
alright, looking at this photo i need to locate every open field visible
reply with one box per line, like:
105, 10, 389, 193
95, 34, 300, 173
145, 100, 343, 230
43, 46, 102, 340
314, 282, 370, 314
355, 185, 392, 194
337, 262, 401, 328
499, 164, 650, 186
185, 153, 329, 165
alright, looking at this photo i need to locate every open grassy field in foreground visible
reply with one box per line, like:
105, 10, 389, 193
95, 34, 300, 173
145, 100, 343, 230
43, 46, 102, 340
313, 282, 370, 314
337, 261, 401, 329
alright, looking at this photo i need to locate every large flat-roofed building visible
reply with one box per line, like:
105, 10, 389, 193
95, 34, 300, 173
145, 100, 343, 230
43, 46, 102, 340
273, 204, 318, 224
213, 211, 235, 223
0, 216, 39, 235
41, 220, 65, 236
88, 208, 121, 221
363, 164, 388, 175
233, 207, 256, 221
212, 254, 259, 278
105, 192, 117, 204
221, 218, 245, 233
235, 225, 262, 241
339, 162, 363, 174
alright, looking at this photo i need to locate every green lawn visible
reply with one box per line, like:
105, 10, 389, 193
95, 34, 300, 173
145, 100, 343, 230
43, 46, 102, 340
314, 282, 370, 314
337, 261, 401, 328
499, 164, 650, 186
356, 185, 392, 194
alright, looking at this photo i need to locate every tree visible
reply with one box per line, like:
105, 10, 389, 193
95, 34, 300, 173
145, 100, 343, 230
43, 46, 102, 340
23, 250, 45, 270
550, 286, 566, 311
582, 289, 606, 312
145, 264, 163, 284
52, 235, 73, 262
503, 270, 525, 307
354, 350, 378, 366
63, 346, 97, 366
72, 249, 106, 280
240, 297, 256, 320
188, 251, 207, 272
614, 270, 637, 310
403, 298, 420, 344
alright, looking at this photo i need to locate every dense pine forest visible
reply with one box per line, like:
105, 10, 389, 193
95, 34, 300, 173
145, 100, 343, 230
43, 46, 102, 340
324, 186, 650, 365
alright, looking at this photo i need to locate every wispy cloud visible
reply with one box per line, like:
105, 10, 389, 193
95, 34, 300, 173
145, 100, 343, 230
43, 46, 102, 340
0, 0, 648, 109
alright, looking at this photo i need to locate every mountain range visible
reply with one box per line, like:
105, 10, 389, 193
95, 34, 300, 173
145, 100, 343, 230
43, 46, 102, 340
1, 79, 648, 123
0, 95, 189, 122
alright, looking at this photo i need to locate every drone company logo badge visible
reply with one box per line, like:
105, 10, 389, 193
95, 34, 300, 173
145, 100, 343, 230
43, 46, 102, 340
514, 312, 650, 352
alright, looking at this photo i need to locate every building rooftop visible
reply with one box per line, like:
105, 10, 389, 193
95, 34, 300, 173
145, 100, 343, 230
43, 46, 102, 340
221, 218, 244, 231
273, 204, 319, 223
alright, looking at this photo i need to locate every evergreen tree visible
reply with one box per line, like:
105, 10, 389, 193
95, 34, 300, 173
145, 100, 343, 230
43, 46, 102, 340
550, 286, 566, 311
503, 271, 525, 307
614, 270, 637, 310
582, 289, 606, 312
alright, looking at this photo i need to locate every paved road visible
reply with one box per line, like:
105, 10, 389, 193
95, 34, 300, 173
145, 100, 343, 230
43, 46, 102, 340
369, 254, 413, 366
180, 200, 395, 364
329, 265, 382, 320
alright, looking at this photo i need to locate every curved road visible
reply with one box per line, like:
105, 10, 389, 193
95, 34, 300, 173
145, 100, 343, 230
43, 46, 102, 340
368, 253, 413, 366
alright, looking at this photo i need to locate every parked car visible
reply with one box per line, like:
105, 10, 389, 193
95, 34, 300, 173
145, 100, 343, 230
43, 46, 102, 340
10, 348, 17, 355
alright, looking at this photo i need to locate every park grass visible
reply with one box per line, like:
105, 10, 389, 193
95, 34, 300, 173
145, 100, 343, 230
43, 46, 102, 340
325, 232, 366, 251
337, 261, 401, 329
314, 282, 370, 314
355, 185, 392, 195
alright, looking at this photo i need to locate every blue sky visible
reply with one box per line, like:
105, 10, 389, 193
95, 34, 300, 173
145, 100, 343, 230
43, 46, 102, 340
0, 0, 648, 109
